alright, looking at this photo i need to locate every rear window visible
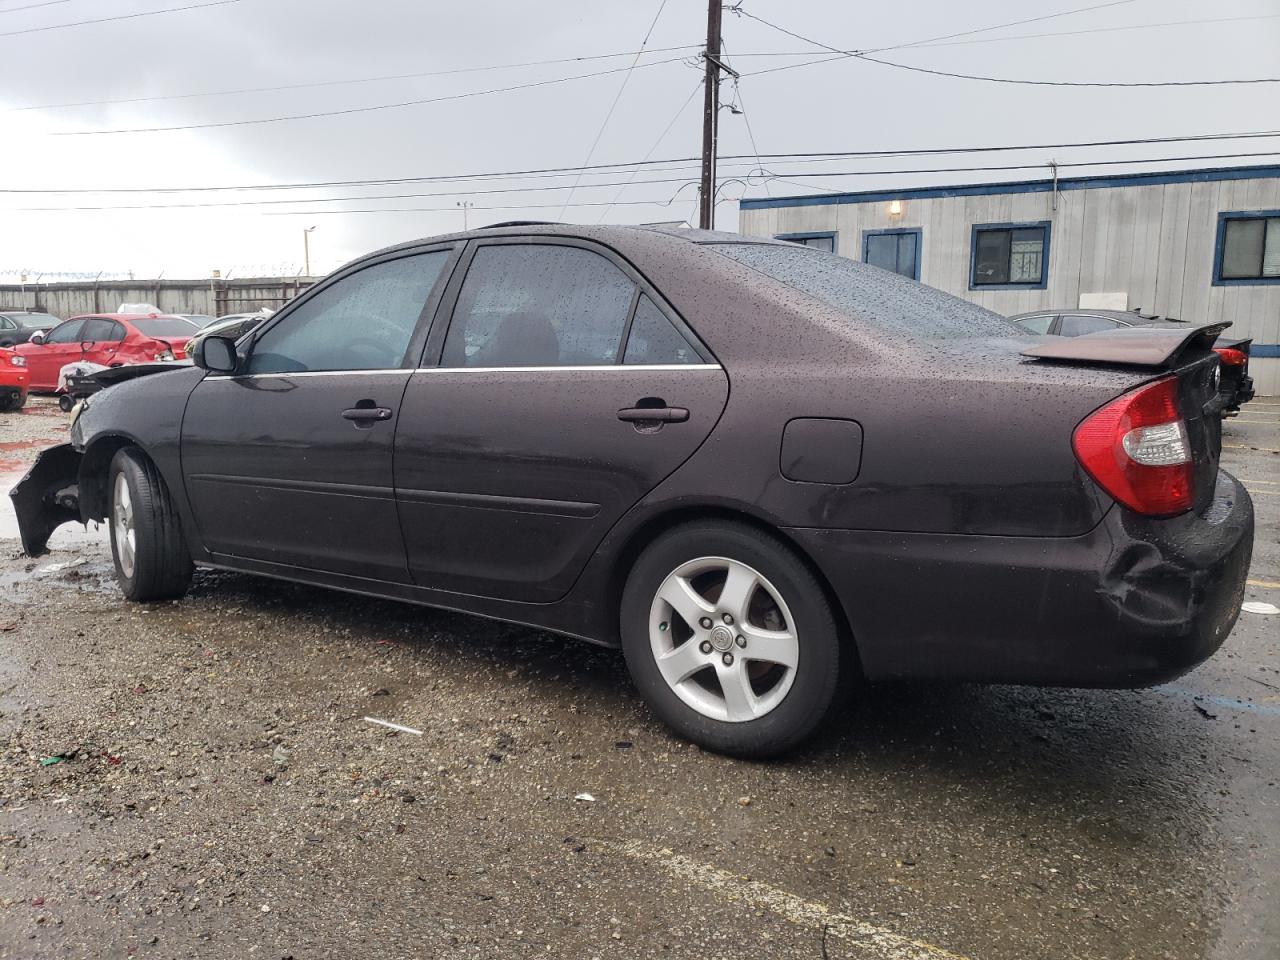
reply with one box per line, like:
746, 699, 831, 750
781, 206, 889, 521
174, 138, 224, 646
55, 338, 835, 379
710, 243, 1023, 340
11, 313, 60, 328
131, 317, 198, 337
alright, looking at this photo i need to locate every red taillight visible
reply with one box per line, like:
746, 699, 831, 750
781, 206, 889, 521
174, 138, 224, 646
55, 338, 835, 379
1213, 347, 1247, 367
1072, 376, 1193, 517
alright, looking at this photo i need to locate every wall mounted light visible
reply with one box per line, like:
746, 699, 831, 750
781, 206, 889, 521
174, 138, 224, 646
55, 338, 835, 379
888, 200, 904, 218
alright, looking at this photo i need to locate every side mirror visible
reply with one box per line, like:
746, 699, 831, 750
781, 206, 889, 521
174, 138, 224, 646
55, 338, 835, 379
29, 331, 45, 345
193, 335, 238, 374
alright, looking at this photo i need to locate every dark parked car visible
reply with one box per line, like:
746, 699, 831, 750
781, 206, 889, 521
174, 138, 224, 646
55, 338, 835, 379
12, 226, 1254, 757
185, 312, 271, 356
0, 310, 61, 348
1008, 309, 1255, 415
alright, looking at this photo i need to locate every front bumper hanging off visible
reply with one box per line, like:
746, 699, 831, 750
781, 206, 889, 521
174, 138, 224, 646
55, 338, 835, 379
9, 443, 84, 557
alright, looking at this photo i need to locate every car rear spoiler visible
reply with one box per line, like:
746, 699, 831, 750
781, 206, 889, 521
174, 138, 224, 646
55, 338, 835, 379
1020, 322, 1231, 369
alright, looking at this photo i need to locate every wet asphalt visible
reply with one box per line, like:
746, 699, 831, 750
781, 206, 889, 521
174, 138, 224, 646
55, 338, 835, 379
0, 395, 1276, 960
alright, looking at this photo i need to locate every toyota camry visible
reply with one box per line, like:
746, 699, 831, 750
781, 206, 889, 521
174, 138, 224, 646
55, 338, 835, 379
11, 225, 1254, 757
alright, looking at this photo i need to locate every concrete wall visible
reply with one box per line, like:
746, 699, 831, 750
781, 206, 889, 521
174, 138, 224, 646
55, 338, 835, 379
739, 173, 1280, 396
0, 277, 317, 321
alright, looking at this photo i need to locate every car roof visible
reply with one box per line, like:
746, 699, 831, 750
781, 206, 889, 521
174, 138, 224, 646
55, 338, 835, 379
355, 223, 782, 264
67, 313, 192, 322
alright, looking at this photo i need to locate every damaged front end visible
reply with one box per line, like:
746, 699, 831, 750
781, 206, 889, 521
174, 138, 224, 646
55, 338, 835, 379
9, 443, 86, 557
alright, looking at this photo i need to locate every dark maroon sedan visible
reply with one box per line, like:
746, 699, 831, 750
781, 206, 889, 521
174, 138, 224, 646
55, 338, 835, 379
12, 225, 1254, 757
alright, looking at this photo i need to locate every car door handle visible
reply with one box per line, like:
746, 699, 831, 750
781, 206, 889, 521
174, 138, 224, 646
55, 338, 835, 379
342, 407, 393, 422
617, 406, 689, 423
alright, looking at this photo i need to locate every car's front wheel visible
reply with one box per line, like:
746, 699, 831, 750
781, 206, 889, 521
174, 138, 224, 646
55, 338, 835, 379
620, 521, 844, 758
108, 448, 194, 602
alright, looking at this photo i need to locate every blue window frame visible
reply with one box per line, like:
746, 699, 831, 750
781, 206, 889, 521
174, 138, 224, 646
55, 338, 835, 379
969, 221, 1050, 290
1213, 210, 1280, 286
862, 228, 922, 280
775, 231, 837, 254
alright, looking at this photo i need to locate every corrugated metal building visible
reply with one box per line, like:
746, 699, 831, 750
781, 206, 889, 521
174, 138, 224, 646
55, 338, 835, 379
738, 164, 1280, 396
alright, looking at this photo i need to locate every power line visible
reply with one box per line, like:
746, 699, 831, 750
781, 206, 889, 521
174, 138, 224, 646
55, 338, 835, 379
558, 0, 669, 218
5, 129, 1278, 195
4, 44, 702, 112
0, 0, 244, 38
595, 78, 705, 223
9, 150, 1280, 212
50, 55, 692, 135
0, 0, 74, 15
733, 7, 1280, 86
900, 13, 1280, 50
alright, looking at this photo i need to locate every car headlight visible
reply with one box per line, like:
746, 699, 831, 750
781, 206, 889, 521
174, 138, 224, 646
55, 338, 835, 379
9, 355, 25, 367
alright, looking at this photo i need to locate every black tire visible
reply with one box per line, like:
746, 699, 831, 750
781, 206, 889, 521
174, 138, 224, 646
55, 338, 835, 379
57, 394, 74, 412
620, 521, 843, 759
108, 448, 194, 602
0, 390, 25, 412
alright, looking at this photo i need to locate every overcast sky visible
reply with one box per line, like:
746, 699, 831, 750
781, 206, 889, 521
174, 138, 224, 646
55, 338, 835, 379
1, 0, 1277, 280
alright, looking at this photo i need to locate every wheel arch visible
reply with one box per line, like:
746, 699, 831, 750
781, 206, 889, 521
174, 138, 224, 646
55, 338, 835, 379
605, 504, 862, 672
77, 433, 147, 523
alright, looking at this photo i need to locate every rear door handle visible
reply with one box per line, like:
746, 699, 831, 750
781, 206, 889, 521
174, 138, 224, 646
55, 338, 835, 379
342, 406, 393, 422
617, 406, 689, 423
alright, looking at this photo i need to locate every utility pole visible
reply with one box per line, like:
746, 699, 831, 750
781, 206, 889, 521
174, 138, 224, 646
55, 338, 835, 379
302, 226, 316, 276
698, 0, 723, 230
457, 200, 474, 230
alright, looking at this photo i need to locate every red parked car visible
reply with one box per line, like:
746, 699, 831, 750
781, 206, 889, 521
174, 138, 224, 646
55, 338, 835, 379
14, 314, 197, 393
0, 346, 31, 411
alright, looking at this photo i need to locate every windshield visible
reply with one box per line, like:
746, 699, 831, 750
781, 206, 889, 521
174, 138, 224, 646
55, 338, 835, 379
131, 317, 197, 337
710, 242, 1023, 340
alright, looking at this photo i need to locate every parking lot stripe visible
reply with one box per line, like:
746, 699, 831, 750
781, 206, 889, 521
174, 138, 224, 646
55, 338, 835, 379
1223, 444, 1280, 453
1247, 578, 1280, 589
613, 839, 973, 960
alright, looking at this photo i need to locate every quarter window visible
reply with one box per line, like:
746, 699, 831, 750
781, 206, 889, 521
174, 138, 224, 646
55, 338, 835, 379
1217, 213, 1280, 282
972, 223, 1049, 288
43, 320, 85, 344
441, 244, 636, 368
623, 296, 700, 365
247, 251, 449, 374
863, 229, 920, 280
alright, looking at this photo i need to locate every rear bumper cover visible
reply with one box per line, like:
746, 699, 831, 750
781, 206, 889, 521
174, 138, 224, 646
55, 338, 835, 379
787, 470, 1254, 687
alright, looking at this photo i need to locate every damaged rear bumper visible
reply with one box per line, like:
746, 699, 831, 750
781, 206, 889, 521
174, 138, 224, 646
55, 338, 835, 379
9, 443, 84, 557
786, 470, 1254, 688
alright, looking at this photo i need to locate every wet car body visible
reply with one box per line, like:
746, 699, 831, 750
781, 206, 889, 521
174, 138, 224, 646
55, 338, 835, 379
0, 346, 31, 410
11, 225, 1253, 696
14, 313, 197, 392
1009, 308, 1256, 414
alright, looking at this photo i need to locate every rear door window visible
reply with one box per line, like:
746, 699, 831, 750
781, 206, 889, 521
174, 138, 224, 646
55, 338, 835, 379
623, 295, 700, 365
248, 252, 449, 374
1058, 314, 1121, 337
81, 318, 125, 341
441, 244, 636, 367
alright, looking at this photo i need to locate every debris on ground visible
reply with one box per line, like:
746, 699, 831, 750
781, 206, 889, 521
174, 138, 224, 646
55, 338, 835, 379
363, 716, 423, 735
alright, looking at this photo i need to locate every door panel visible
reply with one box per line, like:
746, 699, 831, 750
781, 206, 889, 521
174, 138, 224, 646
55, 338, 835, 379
182, 371, 413, 581
394, 366, 728, 602
19, 319, 84, 390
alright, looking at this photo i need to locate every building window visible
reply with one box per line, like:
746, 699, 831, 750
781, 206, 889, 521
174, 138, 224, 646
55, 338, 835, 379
863, 228, 921, 280
1215, 211, 1280, 285
775, 232, 837, 254
970, 222, 1050, 289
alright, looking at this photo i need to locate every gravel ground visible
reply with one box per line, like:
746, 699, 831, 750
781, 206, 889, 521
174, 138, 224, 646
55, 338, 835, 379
0, 395, 1277, 960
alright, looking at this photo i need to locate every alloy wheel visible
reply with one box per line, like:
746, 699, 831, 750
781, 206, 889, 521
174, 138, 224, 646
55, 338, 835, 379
112, 472, 136, 579
648, 556, 799, 722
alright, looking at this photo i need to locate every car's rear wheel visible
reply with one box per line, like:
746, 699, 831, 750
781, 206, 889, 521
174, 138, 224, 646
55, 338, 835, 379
108, 448, 194, 602
0, 389, 25, 412
620, 521, 843, 758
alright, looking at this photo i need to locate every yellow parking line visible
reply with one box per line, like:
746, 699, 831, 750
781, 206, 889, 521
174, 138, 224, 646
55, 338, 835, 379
1248, 579, 1280, 590
613, 839, 972, 960
1223, 444, 1280, 453
1248, 489, 1280, 497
